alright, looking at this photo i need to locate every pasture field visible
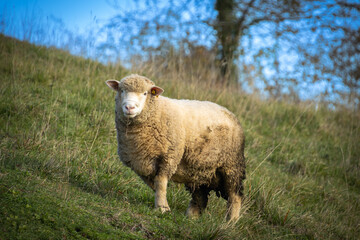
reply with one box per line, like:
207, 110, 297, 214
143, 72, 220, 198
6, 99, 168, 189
0, 34, 359, 239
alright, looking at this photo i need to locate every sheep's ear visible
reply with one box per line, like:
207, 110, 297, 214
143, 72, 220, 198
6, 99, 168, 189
150, 86, 164, 96
106, 80, 120, 91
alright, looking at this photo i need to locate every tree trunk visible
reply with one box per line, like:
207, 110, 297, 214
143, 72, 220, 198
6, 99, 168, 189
215, 0, 239, 86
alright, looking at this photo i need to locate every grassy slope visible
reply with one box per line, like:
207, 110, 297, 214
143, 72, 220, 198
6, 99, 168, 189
0, 34, 359, 239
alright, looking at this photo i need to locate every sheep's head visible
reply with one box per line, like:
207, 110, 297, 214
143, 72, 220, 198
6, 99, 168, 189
106, 74, 164, 119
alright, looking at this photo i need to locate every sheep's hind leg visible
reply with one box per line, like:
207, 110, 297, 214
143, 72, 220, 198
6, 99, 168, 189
220, 165, 244, 221
186, 186, 210, 218
226, 192, 242, 222
154, 175, 171, 213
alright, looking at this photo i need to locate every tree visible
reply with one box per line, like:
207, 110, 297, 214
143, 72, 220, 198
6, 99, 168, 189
213, 0, 305, 85
103, 0, 360, 107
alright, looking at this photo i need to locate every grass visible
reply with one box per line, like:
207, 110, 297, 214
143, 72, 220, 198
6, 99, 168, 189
0, 33, 359, 239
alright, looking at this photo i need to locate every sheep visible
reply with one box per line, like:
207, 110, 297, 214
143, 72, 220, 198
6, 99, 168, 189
106, 74, 246, 221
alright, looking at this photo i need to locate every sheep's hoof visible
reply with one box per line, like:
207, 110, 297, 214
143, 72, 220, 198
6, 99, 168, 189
157, 205, 171, 213
226, 214, 240, 223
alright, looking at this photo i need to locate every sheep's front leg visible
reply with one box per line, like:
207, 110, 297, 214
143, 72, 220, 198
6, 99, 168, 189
154, 175, 170, 213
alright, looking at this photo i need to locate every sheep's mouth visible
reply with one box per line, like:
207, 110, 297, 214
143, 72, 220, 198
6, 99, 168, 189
124, 112, 137, 118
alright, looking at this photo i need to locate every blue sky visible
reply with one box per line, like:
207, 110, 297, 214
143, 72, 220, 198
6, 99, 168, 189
1, 0, 119, 33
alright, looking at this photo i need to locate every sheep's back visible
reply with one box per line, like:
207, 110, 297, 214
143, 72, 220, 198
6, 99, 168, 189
161, 97, 244, 185
164, 98, 238, 128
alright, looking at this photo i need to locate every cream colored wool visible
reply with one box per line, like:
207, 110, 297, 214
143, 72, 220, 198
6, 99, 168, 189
107, 74, 246, 221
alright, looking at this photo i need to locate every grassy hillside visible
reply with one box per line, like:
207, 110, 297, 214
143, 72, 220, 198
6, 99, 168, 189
0, 34, 359, 239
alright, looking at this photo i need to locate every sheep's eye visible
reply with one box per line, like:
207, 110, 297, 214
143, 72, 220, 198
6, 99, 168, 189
144, 92, 147, 96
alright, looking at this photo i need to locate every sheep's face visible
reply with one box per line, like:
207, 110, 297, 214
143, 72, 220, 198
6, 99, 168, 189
106, 75, 164, 119
119, 90, 148, 118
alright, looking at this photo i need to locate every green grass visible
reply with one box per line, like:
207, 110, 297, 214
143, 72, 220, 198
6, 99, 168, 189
1, 34, 359, 239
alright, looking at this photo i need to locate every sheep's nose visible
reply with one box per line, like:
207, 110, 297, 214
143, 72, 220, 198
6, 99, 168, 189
125, 105, 135, 110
